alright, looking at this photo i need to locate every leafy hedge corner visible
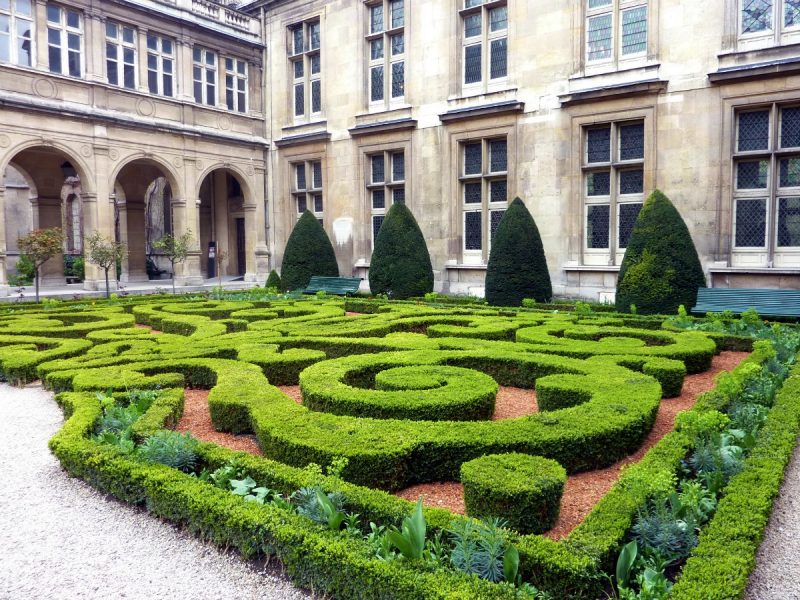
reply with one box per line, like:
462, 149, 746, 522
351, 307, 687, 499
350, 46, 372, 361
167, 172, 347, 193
266, 269, 282, 290
461, 454, 566, 535
670, 361, 800, 600
485, 198, 552, 307
616, 190, 706, 315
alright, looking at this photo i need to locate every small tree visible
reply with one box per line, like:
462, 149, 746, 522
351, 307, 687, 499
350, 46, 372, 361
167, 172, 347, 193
152, 230, 194, 295
86, 232, 127, 298
616, 190, 706, 315
280, 211, 339, 291
17, 228, 65, 302
266, 269, 282, 290
215, 248, 229, 289
485, 197, 552, 306
369, 203, 434, 300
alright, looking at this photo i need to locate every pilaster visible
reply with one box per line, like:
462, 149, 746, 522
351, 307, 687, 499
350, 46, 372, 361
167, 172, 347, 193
0, 187, 8, 296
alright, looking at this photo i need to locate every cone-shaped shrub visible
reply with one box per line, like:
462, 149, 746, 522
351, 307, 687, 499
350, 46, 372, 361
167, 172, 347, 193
369, 203, 433, 299
616, 190, 706, 315
265, 269, 281, 289
485, 198, 552, 306
280, 211, 339, 291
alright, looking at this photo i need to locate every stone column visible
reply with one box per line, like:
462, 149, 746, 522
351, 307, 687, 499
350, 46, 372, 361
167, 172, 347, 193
85, 10, 106, 83
177, 37, 195, 103
0, 186, 8, 296
171, 197, 203, 286
34, 0, 48, 68
251, 164, 270, 283
115, 194, 130, 284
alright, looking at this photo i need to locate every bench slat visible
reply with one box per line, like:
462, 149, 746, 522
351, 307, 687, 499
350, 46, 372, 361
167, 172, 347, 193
303, 276, 362, 296
692, 288, 800, 317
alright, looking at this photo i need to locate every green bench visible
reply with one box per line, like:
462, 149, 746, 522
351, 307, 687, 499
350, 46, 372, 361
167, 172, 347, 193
303, 276, 363, 296
692, 288, 800, 318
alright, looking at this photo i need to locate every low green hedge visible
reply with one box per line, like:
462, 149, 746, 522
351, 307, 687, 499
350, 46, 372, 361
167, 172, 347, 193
462, 453, 566, 534
670, 360, 800, 600
0, 335, 93, 383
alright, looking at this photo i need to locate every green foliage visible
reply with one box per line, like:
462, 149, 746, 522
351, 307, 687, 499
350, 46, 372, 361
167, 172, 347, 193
266, 269, 282, 290
64, 255, 85, 281
137, 430, 199, 472
86, 231, 127, 298
13, 254, 35, 284
152, 230, 194, 295
18, 227, 66, 301
461, 454, 566, 534
448, 518, 514, 583
387, 498, 427, 560
280, 211, 339, 292
486, 198, 552, 306
369, 202, 434, 300
616, 190, 706, 315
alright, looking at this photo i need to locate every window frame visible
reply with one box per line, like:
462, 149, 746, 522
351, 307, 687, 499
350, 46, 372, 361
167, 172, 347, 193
192, 46, 218, 107
581, 119, 647, 264
289, 19, 322, 121
459, 0, 508, 94
105, 20, 137, 90
0, 0, 34, 67
584, 0, 649, 72
291, 159, 324, 224
366, 0, 405, 109
146, 32, 175, 98
224, 56, 248, 113
46, 3, 82, 78
737, 0, 800, 50
731, 103, 800, 262
367, 149, 406, 248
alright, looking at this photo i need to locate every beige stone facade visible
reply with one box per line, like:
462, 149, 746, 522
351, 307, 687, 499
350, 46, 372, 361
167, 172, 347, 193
2, 0, 800, 299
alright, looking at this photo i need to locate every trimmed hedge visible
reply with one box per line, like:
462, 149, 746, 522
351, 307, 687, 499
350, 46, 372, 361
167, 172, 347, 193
280, 211, 339, 292
461, 453, 566, 534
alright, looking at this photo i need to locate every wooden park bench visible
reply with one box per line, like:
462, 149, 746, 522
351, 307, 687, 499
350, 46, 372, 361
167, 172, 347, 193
303, 276, 363, 296
692, 288, 800, 318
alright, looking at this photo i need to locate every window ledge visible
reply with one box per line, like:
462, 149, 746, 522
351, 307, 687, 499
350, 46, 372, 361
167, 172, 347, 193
708, 266, 800, 274
568, 62, 661, 83
274, 130, 331, 148
563, 264, 621, 272
349, 118, 417, 138
444, 264, 488, 270
709, 54, 800, 83
439, 100, 524, 124
559, 78, 667, 106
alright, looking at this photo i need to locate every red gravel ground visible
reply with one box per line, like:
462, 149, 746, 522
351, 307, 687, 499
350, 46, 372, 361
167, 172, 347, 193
176, 389, 262, 455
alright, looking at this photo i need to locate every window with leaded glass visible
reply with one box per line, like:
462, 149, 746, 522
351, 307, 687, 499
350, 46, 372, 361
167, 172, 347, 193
586, 0, 647, 65
366, 0, 404, 107
461, 0, 507, 89
192, 47, 217, 106
368, 150, 406, 247
0, 0, 33, 67
47, 3, 82, 77
106, 21, 136, 90
583, 120, 645, 258
733, 105, 800, 256
292, 160, 324, 223
739, 0, 800, 48
461, 137, 508, 260
289, 20, 321, 119
225, 57, 247, 113
147, 34, 174, 97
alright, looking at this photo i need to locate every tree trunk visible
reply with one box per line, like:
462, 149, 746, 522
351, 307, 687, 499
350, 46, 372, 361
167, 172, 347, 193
104, 267, 110, 299
34, 269, 39, 303
171, 260, 176, 295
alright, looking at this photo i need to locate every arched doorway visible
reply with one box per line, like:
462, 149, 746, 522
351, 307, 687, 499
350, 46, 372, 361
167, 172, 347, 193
2, 146, 88, 286
198, 169, 247, 280
113, 160, 176, 282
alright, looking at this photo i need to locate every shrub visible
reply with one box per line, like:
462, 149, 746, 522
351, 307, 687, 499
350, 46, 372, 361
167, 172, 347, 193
485, 198, 552, 306
369, 203, 433, 300
266, 269, 282, 290
616, 190, 706, 315
138, 430, 199, 472
280, 211, 339, 292
461, 454, 566, 534
14, 254, 36, 284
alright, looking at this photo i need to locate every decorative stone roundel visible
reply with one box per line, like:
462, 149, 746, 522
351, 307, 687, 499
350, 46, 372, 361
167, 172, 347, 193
33, 78, 57, 99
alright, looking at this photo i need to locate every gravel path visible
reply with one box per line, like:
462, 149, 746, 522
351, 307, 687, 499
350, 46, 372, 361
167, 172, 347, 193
745, 439, 800, 600
0, 383, 310, 600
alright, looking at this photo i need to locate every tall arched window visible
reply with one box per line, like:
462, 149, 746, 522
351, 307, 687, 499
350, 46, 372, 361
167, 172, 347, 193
145, 176, 172, 253
60, 176, 82, 254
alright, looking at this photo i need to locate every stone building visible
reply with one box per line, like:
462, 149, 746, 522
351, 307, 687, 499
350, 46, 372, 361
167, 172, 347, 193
2, 0, 800, 299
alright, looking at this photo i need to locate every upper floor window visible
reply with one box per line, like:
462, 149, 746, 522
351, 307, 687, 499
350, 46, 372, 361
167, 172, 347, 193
732, 105, 800, 261
368, 150, 405, 246
225, 57, 247, 113
147, 33, 174, 97
461, 137, 508, 262
461, 0, 507, 89
586, 0, 647, 65
293, 160, 324, 223
47, 4, 81, 77
289, 20, 321, 119
367, 0, 405, 107
583, 120, 645, 262
106, 21, 136, 90
193, 47, 217, 106
739, 0, 800, 47
0, 0, 33, 67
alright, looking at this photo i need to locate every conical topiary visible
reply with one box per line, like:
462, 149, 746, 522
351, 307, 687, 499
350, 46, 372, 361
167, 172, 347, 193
369, 203, 433, 299
266, 269, 281, 290
280, 211, 339, 291
485, 197, 552, 306
616, 190, 706, 315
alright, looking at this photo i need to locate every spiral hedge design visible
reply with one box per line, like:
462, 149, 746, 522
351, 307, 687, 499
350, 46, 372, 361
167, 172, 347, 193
0, 296, 772, 599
